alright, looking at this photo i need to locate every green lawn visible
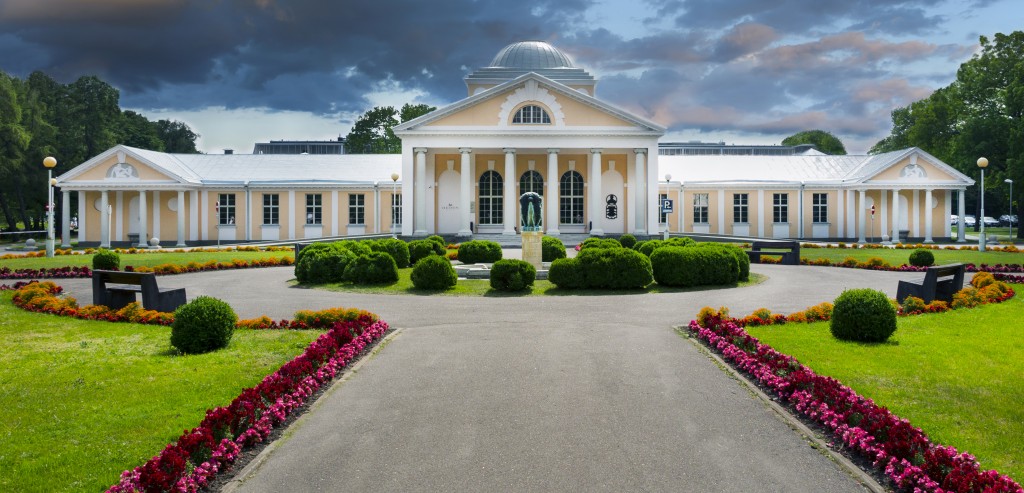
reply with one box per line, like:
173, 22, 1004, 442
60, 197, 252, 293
303, 268, 766, 296
798, 246, 1023, 266
746, 300, 1024, 483
1, 249, 293, 270
0, 293, 320, 492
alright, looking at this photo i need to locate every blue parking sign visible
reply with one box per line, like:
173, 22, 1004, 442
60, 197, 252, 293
661, 198, 673, 213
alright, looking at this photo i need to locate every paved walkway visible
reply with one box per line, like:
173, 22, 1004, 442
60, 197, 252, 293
53, 264, 923, 491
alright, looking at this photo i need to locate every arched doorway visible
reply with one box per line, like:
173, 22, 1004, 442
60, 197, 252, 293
437, 170, 461, 234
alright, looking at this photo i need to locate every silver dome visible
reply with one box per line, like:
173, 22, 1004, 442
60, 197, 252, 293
489, 41, 576, 69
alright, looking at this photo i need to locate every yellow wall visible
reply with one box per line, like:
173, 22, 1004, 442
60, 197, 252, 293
76, 155, 173, 181
869, 157, 957, 182
427, 83, 636, 127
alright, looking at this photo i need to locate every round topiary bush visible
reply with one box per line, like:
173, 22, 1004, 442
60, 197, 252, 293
294, 243, 356, 284
489, 259, 536, 291
343, 251, 399, 285
427, 235, 447, 249
548, 257, 584, 289
541, 236, 567, 262
170, 296, 238, 354
618, 234, 637, 249
408, 239, 444, 265
908, 248, 935, 267
632, 240, 647, 252
93, 248, 120, 270
457, 240, 502, 264
576, 247, 653, 289
410, 254, 457, 290
830, 288, 897, 343
699, 242, 749, 282
370, 238, 411, 268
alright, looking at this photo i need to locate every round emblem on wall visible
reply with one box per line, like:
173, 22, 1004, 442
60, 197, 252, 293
168, 197, 178, 212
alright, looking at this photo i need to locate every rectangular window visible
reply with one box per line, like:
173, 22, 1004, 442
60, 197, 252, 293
693, 193, 709, 224
262, 194, 279, 225
733, 193, 748, 223
773, 193, 789, 223
392, 193, 402, 226
813, 193, 828, 223
305, 194, 322, 225
218, 194, 235, 225
659, 193, 669, 224
349, 194, 365, 225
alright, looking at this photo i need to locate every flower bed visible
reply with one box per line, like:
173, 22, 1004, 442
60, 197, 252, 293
689, 303, 1022, 493
0, 256, 293, 280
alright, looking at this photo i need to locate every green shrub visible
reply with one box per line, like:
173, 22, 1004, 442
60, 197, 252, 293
170, 296, 237, 354
343, 252, 399, 285
650, 244, 740, 287
618, 234, 637, 249
92, 249, 120, 270
370, 238, 411, 268
541, 236, 567, 262
637, 237, 695, 257
427, 235, 446, 249
579, 237, 623, 250
577, 247, 653, 289
548, 258, 584, 289
294, 243, 356, 284
457, 240, 502, 264
489, 259, 536, 292
700, 242, 750, 282
410, 254, 457, 290
908, 248, 935, 267
632, 240, 647, 252
408, 239, 444, 265
335, 240, 373, 256
830, 289, 897, 342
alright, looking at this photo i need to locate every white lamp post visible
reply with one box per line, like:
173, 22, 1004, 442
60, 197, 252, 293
1006, 178, 1014, 243
43, 156, 57, 257
391, 172, 399, 235
978, 157, 988, 251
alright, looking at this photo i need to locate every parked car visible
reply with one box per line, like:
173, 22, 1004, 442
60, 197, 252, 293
963, 215, 976, 227
950, 214, 959, 225
983, 216, 1000, 227
999, 214, 1018, 226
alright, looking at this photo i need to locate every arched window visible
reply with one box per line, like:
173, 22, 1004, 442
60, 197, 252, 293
512, 105, 551, 124
519, 170, 544, 196
478, 170, 503, 225
560, 171, 584, 225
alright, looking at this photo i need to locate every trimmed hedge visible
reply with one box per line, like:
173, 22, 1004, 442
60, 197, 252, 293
93, 249, 120, 270
427, 235, 446, 249
410, 254, 457, 290
369, 238, 411, 268
409, 239, 445, 265
830, 288, 897, 342
650, 244, 739, 287
550, 248, 652, 289
700, 242, 750, 282
579, 237, 623, 250
548, 257, 584, 289
618, 234, 637, 249
170, 296, 237, 354
908, 248, 935, 267
457, 240, 502, 264
294, 243, 356, 284
489, 259, 536, 291
638, 237, 696, 257
343, 251, 399, 285
541, 236, 567, 262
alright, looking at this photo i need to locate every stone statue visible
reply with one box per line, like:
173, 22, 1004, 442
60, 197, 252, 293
520, 192, 542, 232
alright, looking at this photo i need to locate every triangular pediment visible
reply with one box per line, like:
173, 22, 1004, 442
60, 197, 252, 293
856, 148, 974, 186
395, 73, 665, 135
56, 145, 199, 187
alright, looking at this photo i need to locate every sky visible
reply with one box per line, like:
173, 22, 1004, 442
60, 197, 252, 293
0, 0, 1018, 155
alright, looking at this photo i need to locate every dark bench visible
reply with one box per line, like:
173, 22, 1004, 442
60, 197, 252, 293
746, 241, 800, 265
92, 270, 187, 313
896, 263, 965, 303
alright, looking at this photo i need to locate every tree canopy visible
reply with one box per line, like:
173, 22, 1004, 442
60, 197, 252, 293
781, 130, 847, 155
344, 103, 436, 154
871, 31, 1024, 237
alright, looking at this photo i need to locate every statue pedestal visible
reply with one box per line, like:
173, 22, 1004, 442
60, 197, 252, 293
522, 231, 543, 269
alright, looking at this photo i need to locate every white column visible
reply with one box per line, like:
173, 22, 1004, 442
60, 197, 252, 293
458, 148, 472, 236
924, 188, 934, 243
589, 148, 603, 236
176, 190, 186, 247
880, 190, 888, 241
890, 189, 901, 243
60, 190, 71, 247
957, 189, 966, 242
858, 189, 867, 243
414, 148, 427, 236
99, 190, 110, 248
138, 190, 147, 246
944, 190, 952, 239
115, 191, 124, 243
846, 190, 855, 238
633, 149, 647, 235
504, 148, 517, 235
797, 185, 805, 239
913, 189, 921, 238
836, 189, 844, 240
646, 147, 660, 235
546, 149, 559, 235
189, 190, 199, 241
153, 191, 161, 243
77, 191, 86, 245
201, 191, 209, 241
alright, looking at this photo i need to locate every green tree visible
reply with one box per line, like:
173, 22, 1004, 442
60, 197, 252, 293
781, 130, 847, 155
0, 72, 30, 230
118, 110, 164, 150
154, 119, 200, 153
344, 103, 435, 154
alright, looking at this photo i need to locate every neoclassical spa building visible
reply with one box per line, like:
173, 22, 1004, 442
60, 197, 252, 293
56, 41, 975, 247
